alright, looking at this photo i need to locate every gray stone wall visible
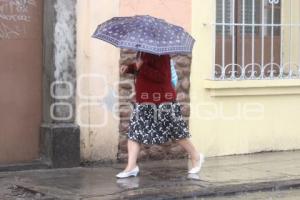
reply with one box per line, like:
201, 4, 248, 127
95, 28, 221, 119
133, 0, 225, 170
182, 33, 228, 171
40, 0, 80, 168
117, 49, 192, 162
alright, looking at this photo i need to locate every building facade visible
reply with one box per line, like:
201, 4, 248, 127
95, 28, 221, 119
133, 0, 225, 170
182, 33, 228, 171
0, 0, 299, 168
190, 0, 300, 156
0, 0, 79, 168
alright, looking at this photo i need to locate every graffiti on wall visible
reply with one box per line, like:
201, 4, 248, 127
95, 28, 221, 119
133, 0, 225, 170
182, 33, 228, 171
0, 0, 36, 39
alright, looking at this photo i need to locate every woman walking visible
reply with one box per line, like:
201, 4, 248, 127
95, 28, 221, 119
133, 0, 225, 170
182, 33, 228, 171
116, 51, 204, 178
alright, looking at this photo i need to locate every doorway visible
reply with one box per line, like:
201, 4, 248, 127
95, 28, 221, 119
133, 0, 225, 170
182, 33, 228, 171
0, 0, 43, 164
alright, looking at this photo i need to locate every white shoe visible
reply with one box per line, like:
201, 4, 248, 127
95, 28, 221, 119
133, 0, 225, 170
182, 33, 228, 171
188, 153, 205, 174
116, 166, 139, 178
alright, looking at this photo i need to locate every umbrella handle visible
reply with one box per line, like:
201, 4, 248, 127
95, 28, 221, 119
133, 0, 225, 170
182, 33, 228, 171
136, 51, 141, 60
133, 51, 142, 85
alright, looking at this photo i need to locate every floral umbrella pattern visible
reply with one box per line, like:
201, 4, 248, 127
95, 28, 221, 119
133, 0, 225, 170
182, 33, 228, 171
92, 15, 195, 55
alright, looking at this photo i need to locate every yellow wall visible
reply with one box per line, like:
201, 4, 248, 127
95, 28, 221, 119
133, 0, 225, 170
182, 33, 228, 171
282, 0, 300, 72
76, 0, 120, 161
190, 0, 300, 157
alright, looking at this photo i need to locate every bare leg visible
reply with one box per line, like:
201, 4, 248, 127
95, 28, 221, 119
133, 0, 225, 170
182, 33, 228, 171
176, 138, 201, 167
124, 139, 141, 172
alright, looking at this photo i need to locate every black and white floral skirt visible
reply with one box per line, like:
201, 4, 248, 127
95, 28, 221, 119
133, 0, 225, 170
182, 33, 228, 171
127, 101, 192, 145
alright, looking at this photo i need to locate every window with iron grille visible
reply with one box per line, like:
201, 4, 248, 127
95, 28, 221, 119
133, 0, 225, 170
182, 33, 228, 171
213, 0, 299, 80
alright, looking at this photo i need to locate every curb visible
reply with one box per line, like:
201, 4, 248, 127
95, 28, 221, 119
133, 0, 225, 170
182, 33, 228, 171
108, 178, 300, 199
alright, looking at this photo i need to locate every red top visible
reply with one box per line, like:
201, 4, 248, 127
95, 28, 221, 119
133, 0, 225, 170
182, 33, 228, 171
125, 52, 177, 104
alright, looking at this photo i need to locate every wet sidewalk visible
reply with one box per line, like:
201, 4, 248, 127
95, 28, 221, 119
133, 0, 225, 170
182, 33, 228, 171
1, 150, 300, 200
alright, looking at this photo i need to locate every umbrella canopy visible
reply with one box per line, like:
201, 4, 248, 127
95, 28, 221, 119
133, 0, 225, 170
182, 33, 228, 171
92, 15, 195, 55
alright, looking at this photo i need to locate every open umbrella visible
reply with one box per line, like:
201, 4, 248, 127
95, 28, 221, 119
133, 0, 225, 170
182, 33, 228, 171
92, 15, 195, 55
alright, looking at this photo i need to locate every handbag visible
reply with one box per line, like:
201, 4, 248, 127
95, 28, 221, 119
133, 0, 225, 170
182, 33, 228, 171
170, 59, 178, 88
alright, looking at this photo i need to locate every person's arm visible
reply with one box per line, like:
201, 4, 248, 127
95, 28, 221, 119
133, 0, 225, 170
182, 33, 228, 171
125, 63, 137, 74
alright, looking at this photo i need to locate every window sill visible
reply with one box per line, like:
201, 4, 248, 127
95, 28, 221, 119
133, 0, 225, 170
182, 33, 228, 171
202, 79, 300, 97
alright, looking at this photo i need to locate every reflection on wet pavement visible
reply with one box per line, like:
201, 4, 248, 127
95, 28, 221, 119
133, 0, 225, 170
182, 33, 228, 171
0, 151, 300, 199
